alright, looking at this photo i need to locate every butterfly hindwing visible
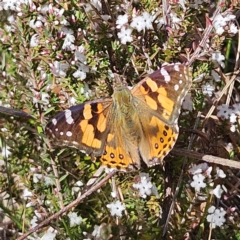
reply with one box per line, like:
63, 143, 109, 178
139, 114, 179, 167
100, 130, 141, 171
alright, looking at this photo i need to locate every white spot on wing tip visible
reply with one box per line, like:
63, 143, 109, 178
60, 132, 64, 136
65, 109, 74, 124
174, 64, 180, 71
52, 118, 57, 125
161, 68, 171, 82
174, 84, 179, 91
66, 131, 72, 137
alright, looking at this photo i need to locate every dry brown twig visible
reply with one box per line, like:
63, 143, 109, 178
173, 149, 240, 169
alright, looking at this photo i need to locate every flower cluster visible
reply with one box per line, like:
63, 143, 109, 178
68, 212, 83, 227
212, 13, 237, 35
116, 11, 154, 44
189, 163, 229, 229
217, 103, 240, 132
200, 51, 227, 98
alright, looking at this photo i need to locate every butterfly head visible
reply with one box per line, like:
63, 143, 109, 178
113, 73, 128, 90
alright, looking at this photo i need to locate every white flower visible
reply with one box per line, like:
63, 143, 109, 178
74, 46, 86, 63
230, 124, 236, 132
202, 82, 215, 97
1, 145, 11, 158
189, 163, 209, 175
131, 15, 146, 32
30, 216, 39, 228
52, 61, 69, 77
225, 14, 236, 21
30, 34, 39, 47
107, 200, 125, 217
182, 93, 193, 111
41, 92, 50, 105
133, 174, 154, 198
216, 167, 226, 178
211, 70, 221, 82
190, 174, 206, 191
211, 184, 223, 198
90, 0, 102, 11
229, 113, 237, 123
217, 104, 232, 119
177, 0, 187, 10
212, 14, 235, 35
72, 180, 84, 194
170, 12, 182, 29
116, 14, 128, 29
211, 52, 225, 68
233, 103, 240, 115
80, 83, 92, 99
73, 69, 86, 79
33, 173, 43, 183
207, 206, 226, 228
62, 33, 75, 51
111, 191, 117, 198
68, 96, 77, 106
229, 23, 238, 34
23, 188, 33, 200
30, 211, 42, 228
142, 12, 153, 30
73, 63, 89, 80
44, 176, 54, 186
117, 27, 133, 44
7, 15, 15, 23
41, 227, 57, 240
29, 19, 43, 29
68, 212, 82, 227
155, 17, 165, 29
0, 0, 29, 11
130, 12, 153, 32
92, 223, 110, 239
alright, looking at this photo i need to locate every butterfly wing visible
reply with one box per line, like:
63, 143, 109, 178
45, 98, 113, 156
131, 63, 192, 125
131, 63, 192, 166
138, 114, 179, 166
100, 127, 141, 171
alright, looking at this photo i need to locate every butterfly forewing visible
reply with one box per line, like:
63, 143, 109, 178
131, 63, 191, 125
46, 98, 112, 156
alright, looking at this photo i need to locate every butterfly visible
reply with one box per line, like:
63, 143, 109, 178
45, 63, 192, 171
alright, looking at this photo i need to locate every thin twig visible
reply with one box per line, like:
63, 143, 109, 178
173, 149, 240, 169
0, 106, 33, 119
188, 1, 224, 66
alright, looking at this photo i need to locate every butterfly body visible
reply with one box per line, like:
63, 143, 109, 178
46, 63, 192, 171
